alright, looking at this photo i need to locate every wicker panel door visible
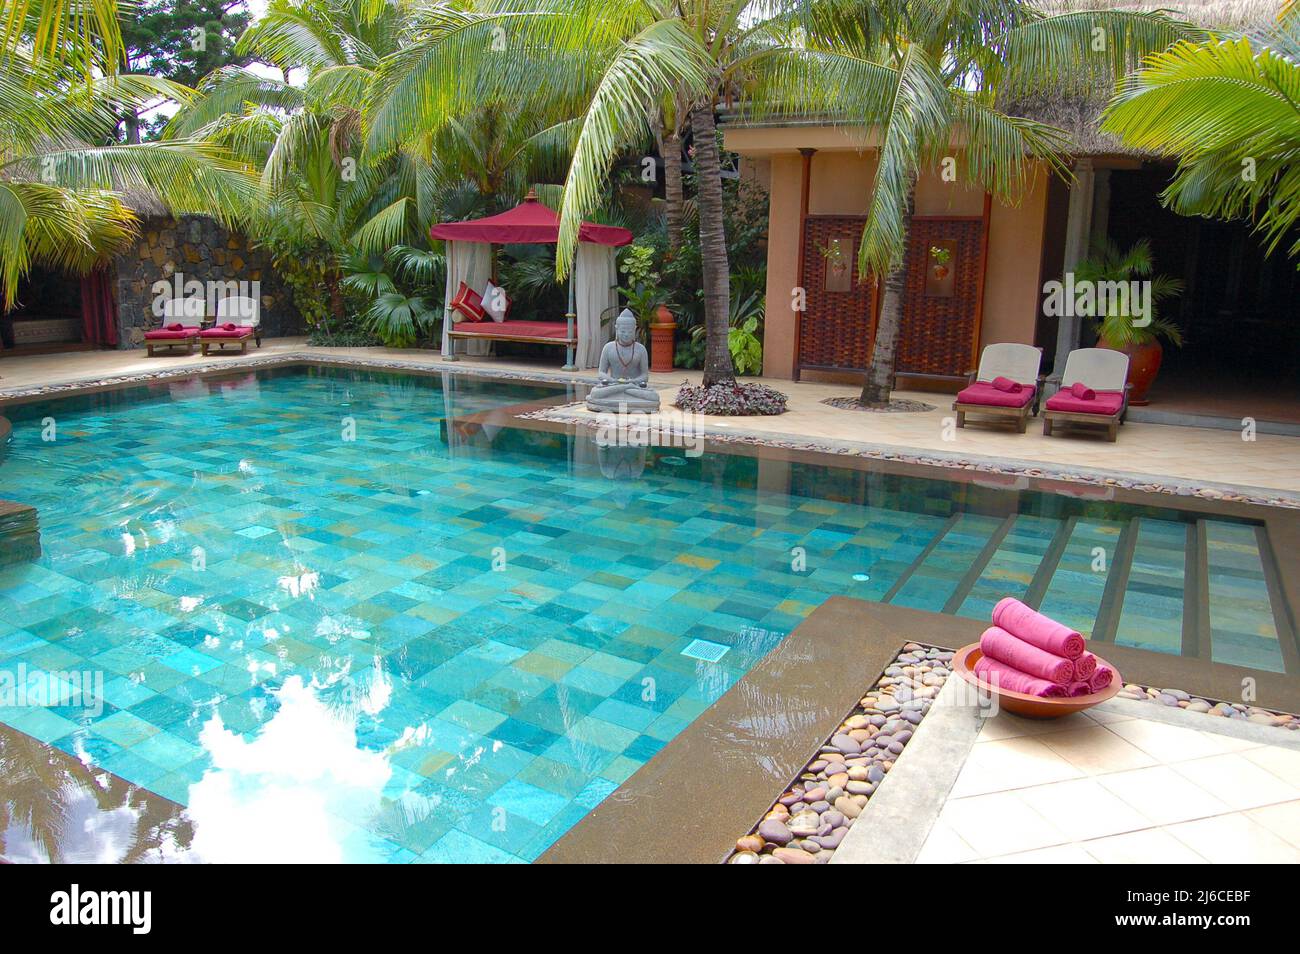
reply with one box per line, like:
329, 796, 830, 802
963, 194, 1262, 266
797, 216, 876, 373
895, 217, 986, 381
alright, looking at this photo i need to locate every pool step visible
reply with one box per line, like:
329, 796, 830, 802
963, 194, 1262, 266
884, 512, 1008, 612
0, 499, 41, 567
1035, 517, 1128, 639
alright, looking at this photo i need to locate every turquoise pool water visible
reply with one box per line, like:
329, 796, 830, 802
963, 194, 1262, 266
0, 366, 1290, 862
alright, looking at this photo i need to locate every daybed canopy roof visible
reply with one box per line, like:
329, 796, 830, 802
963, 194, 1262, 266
429, 189, 633, 247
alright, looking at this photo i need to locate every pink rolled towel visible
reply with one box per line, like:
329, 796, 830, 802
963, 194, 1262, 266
1089, 666, 1114, 692
992, 597, 1085, 660
974, 656, 1069, 698
979, 626, 1073, 685
1073, 651, 1098, 682
1067, 681, 1092, 696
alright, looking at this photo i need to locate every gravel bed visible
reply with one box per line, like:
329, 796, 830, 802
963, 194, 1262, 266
728, 642, 953, 864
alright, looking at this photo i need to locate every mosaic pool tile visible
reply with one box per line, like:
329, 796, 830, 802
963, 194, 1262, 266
0, 366, 1287, 862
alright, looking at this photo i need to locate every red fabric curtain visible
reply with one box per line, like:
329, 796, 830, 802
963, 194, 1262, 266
80, 267, 118, 347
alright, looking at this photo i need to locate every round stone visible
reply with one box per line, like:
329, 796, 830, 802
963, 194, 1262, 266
758, 819, 793, 845
787, 810, 820, 836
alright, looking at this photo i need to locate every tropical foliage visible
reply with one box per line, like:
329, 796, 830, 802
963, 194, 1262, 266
0, 0, 255, 304
1101, 4, 1300, 264
1074, 238, 1184, 348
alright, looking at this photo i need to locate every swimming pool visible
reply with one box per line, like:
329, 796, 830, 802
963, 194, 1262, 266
0, 366, 1291, 861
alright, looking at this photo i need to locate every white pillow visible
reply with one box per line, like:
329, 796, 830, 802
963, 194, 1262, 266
482, 281, 510, 322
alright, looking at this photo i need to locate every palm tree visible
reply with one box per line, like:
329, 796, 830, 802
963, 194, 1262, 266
774, 0, 1201, 406
0, 0, 256, 303
1100, 5, 1300, 262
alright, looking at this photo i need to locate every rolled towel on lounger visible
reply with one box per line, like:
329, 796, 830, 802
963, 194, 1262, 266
1089, 666, 1114, 692
1069, 382, 1096, 400
991, 376, 1022, 393
992, 597, 1086, 659
979, 626, 1073, 684
974, 656, 1069, 698
1072, 651, 1098, 681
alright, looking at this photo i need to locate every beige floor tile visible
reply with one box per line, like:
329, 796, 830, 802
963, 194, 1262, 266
1017, 777, 1156, 841
1037, 725, 1160, 775
1245, 801, 1300, 848
1171, 753, 1300, 810
914, 822, 981, 864
1165, 813, 1300, 863
1082, 827, 1208, 864
937, 791, 1069, 857
1241, 744, 1300, 787
985, 843, 1099, 864
1096, 765, 1231, 825
1106, 719, 1255, 763
977, 710, 1094, 742
949, 735, 1084, 798
1082, 705, 1135, 726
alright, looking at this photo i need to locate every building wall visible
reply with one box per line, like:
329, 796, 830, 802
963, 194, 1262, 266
112, 215, 303, 348
729, 127, 1051, 382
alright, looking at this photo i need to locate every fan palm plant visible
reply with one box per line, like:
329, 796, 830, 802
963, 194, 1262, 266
0, 0, 257, 303
1100, 4, 1300, 263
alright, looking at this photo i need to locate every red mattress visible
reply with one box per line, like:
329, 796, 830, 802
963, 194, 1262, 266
451, 320, 570, 340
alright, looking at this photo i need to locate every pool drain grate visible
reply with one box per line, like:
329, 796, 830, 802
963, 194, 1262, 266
681, 638, 729, 662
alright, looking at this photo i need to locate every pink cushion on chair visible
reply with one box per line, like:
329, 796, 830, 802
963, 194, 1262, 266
145, 327, 199, 340
199, 326, 254, 338
1045, 389, 1124, 415
956, 382, 1035, 409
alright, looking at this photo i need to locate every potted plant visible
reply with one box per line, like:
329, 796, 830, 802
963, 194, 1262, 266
1074, 239, 1184, 405
929, 245, 951, 280
618, 244, 675, 371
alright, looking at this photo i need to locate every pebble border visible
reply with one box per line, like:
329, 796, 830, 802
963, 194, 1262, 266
2, 353, 1294, 511
522, 403, 1300, 510
728, 642, 953, 864
1118, 683, 1300, 730
821, 395, 937, 413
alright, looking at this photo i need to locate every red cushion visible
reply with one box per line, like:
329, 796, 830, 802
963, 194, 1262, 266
145, 327, 199, 340
199, 326, 254, 338
450, 282, 487, 322
956, 382, 1035, 408
451, 320, 570, 340
1045, 389, 1124, 415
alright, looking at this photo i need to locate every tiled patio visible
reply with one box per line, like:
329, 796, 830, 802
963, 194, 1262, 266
918, 703, 1300, 863
2, 338, 1298, 498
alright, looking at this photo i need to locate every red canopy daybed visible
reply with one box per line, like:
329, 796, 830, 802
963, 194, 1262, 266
430, 190, 632, 370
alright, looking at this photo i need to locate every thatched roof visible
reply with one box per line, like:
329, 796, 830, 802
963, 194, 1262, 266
1009, 0, 1284, 156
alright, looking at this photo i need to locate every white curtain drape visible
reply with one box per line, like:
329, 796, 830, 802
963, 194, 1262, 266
575, 243, 618, 369
441, 240, 493, 357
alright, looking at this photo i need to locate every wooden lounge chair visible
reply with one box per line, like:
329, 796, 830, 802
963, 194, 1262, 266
953, 343, 1044, 433
1042, 348, 1131, 442
144, 299, 203, 356
215, 295, 261, 347
199, 324, 256, 355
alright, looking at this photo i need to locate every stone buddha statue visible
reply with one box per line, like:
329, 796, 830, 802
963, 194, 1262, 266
585, 309, 661, 412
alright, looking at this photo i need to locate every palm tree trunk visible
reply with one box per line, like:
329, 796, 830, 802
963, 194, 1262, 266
859, 176, 918, 407
691, 103, 734, 387
662, 129, 684, 251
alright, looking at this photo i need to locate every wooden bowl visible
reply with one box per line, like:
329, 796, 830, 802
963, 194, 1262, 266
952, 644, 1121, 719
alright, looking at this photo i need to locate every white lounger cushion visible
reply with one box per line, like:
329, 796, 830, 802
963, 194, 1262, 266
976, 343, 1042, 385
161, 298, 204, 321
1060, 347, 1129, 391
216, 296, 260, 328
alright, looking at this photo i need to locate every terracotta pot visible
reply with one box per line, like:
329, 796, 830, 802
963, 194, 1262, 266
932, 264, 949, 280
1100, 337, 1163, 406
649, 304, 675, 373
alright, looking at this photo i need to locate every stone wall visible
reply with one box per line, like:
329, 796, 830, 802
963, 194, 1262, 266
113, 215, 303, 347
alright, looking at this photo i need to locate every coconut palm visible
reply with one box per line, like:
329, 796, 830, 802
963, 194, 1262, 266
1100, 4, 1300, 262
774, 0, 1202, 406
0, 0, 257, 303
